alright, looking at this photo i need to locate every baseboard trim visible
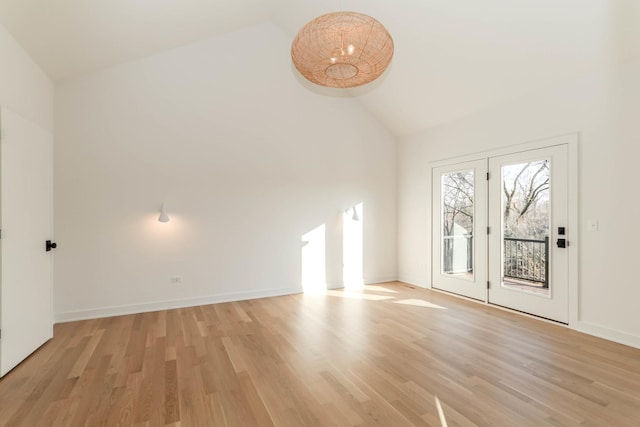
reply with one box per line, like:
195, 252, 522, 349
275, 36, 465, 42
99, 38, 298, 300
54, 279, 399, 323
309, 278, 400, 292
396, 277, 428, 289
365, 277, 399, 285
575, 320, 640, 350
55, 287, 302, 323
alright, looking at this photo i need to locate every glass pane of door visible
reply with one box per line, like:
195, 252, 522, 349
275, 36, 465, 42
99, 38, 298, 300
441, 170, 474, 280
501, 160, 550, 296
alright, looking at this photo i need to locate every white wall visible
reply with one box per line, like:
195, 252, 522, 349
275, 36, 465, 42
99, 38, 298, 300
398, 57, 640, 348
0, 24, 53, 131
54, 22, 397, 320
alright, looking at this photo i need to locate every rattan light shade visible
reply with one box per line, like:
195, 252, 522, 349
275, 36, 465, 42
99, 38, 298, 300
291, 11, 394, 88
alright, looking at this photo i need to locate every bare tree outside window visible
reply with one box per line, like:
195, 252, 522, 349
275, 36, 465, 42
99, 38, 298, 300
442, 171, 474, 236
502, 160, 550, 287
439, 163, 550, 285
503, 160, 549, 240
441, 170, 474, 274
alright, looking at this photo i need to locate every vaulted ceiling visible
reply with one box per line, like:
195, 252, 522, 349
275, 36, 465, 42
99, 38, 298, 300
1, 0, 638, 136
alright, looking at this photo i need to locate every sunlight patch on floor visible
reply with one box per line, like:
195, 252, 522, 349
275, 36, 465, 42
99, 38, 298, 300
363, 285, 398, 294
326, 290, 394, 301
393, 299, 447, 309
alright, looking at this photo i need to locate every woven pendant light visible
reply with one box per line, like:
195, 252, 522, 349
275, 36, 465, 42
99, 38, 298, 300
291, 11, 394, 88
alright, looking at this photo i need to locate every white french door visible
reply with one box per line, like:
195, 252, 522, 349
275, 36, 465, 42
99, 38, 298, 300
488, 145, 569, 323
0, 107, 54, 377
432, 143, 570, 323
432, 160, 487, 301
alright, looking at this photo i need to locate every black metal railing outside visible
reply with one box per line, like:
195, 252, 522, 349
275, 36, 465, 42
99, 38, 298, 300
503, 236, 549, 287
442, 235, 549, 287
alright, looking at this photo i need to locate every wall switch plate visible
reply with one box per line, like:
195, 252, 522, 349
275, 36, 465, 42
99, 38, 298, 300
587, 220, 599, 232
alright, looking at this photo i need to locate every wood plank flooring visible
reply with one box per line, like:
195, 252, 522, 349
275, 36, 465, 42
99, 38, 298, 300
1, 282, 639, 426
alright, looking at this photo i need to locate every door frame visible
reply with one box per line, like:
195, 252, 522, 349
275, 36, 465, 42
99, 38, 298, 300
429, 133, 579, 326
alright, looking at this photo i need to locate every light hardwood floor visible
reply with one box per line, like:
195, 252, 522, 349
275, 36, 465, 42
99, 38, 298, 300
1, 282, 639, 426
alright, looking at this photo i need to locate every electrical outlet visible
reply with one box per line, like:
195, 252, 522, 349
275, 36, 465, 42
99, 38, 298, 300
171, 275, 183, 284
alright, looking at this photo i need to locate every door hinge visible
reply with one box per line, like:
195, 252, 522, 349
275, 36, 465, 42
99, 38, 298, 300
487, 226, 490, 235
487, 281, 490, 289
486, 172, 490, 180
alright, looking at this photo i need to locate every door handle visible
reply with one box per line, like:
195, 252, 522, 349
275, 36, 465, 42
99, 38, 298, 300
46, 240, 57, 252
556, 238, 567, 248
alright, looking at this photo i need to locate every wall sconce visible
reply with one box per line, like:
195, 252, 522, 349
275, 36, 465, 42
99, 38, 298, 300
158, 202, 170, 223
346, 206, 359, 221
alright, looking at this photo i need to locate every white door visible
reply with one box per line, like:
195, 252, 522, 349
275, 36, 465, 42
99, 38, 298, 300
488, 145, 569, 323
432, 160, 488, 301
0, 107, 54, 377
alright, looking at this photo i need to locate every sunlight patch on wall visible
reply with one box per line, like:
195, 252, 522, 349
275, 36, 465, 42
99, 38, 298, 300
343, 202, 363, 289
